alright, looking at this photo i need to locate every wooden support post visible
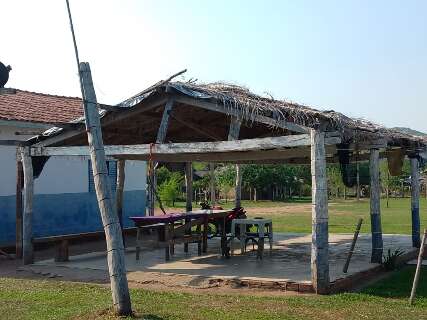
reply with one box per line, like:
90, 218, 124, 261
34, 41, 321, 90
210, 163, 215, 205
228, 117, 242, 208
409, 229, 427, 305
147, 98, 174, 216
370, 148, 383, 263
235, 165, 242, 208
410, 157, 421, 248
356, 161, 360, 201
310, 129, 330, 294
116, 159, 125, 245
79, 62, 131, 315
20, 147, 34, 265
185, 162, 193, 212
15, 158, 23, 259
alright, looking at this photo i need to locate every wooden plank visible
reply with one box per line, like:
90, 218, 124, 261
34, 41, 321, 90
410, 157, 421, 248
310, 129, 330, 294
156, 98, 174, 144
0, 140, 31, 146
20, 147, 34, 265
32, 134, 341, 157
174, 95, 311, 134
369, 148, 383, 263
185, 162, 193, 212
79, 62, 131, 315
343, 218, 363, 273
228, 117, 242, 208
15, 160, 23, 259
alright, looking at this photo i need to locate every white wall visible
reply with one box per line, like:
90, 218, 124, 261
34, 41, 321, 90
0, 146, 18, 196
0, 124, 146, 196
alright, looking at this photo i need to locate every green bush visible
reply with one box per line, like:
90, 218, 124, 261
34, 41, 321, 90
159, 172, 183, 206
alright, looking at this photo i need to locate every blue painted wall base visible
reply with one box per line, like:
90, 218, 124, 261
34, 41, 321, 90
0, 190, 146, 246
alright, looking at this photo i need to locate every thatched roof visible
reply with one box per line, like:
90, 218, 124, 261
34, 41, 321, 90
135, 81, 426, 147
30, 79, 426, 154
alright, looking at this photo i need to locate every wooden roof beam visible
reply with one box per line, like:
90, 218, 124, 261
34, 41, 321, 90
173, 95, 311, 134
31, 134, 341, 158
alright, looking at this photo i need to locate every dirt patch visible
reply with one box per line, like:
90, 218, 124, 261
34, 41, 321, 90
245, 205, 311, 216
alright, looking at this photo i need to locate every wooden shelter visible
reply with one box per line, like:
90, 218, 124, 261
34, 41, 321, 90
20, 80, 427, 294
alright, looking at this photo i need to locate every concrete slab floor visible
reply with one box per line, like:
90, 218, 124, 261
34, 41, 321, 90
33, 233, 413, 285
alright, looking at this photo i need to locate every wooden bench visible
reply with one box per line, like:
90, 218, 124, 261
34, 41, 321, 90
33, 227, 136, 262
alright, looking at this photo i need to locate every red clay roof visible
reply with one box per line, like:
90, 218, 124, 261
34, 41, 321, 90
0, 89, 84, 124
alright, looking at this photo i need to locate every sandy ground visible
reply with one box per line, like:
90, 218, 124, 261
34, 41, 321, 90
0, 234, 306, 297
0, 205, 413, 297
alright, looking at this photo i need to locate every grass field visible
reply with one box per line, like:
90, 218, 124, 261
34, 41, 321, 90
1, 266, 426, 320
167, 197, 427, 234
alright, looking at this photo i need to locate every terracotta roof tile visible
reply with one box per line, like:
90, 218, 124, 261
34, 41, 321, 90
0, 89, 84, 124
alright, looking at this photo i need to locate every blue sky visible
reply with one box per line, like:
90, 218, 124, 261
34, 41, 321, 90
2, 0, 426, 132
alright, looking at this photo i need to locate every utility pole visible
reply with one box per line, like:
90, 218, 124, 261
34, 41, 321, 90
65, 1, 132, 315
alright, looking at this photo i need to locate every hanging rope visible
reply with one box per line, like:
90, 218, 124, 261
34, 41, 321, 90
147, 143, 167, 215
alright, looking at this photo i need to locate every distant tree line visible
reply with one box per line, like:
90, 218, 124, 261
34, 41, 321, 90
154, 159, 425, 206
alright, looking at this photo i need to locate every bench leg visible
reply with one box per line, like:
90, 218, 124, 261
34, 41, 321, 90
239, 225, 246, 254
269, 222, 273, 254
202, 216, 208, 253
184, 218, 190, 253
55, 240, 69, 262
165, 224, 171, 261
257, 224, 266, 260
136, 228, 141, 261
197, 223, 202, 256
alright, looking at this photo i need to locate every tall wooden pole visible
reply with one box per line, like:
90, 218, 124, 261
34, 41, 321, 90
20, 147, 34, 265
15, 158, 23, 259
410, 156, 421, 248
409, 229, 427, 305
310, 129, 330, 294
185, 162, 193, 212
370, 148, 383, 263
80, 62, 131, 315
228, 117, 242, 208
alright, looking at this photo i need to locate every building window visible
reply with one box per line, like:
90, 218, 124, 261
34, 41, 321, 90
88, 160, 117, 193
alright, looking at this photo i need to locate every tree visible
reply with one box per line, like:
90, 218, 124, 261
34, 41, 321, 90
216, 165, 235, 202
327, 164, 344, 199
159, 172, 183, 206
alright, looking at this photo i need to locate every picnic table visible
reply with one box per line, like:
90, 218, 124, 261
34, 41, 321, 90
130, 209, 232, 261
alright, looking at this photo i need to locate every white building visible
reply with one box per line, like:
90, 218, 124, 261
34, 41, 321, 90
0, 89, 146, 247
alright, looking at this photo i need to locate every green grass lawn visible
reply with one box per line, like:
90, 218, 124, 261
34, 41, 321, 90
168, 197, 427, 234
1, 266, 426, 319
